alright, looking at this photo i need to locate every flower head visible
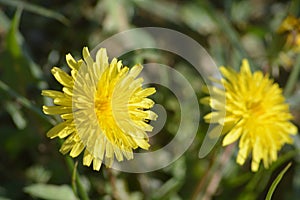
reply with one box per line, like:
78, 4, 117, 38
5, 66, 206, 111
42, 47, 157, 170
203, 59, 298, 171
278, 15, 300, 52
278, 15, 300, 33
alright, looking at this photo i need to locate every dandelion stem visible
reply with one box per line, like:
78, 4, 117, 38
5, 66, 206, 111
191, 152, 215, 200
284, 55, 300, 97
71, 161, 78, 195
202, 145, 234, 200
62, 140, 90, 200
191, 145, 234, 200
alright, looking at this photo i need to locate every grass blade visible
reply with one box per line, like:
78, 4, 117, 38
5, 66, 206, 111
265, 162, 292, 200
0, 80, 54, 125
284, 55, 300, 97
0, 0, 70, 25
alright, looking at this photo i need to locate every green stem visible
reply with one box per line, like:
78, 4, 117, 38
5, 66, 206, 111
284, 55, 300, 97
65, 155, 90, 200
71, 161, 78, 195
0, 0, 70, 25
60, 139, 89, 200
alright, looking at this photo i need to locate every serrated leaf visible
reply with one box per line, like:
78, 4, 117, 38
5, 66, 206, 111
24, 184, 78, 200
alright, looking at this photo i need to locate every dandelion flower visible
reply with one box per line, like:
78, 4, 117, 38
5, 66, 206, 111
278, 15, 300, 51
278, 15, 300, 33
203, 59, 298, 171
42, 47, 157, 170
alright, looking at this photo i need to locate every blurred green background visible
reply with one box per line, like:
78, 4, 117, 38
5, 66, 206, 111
0, 0, 300, 199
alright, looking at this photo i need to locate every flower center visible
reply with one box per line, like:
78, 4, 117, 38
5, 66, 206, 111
246, 100, 265, 118
94, 96, 113, 119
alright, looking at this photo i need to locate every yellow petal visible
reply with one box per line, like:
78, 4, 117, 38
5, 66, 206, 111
61, 113, 74, 120
59, 136, 76, 154
46, 121, 68, 139
62, 87, 73, 96
93, 158, 102, 171
129, 64, 143, 78
96, 48, 109, 74
66, 53, 79, 71
135, 139, 150, 150
82, 47, 94, 68
136, 87, 156, 98
147, 110, 158, 120
240, 59, 251, 76
236, 137, 250, 166
113, 146, 124, 161
286, 123, 298, 135
70, 142, 85, 157
222, 127, 242, 146
54, 96, 72, 106
51, 67, 74, 88
123, 150, 133, 160
42, 90, 64, 98
200, 97, 210, 105
203, 111, 226, 124
251, 139, 263, 172
94, 135, 105, 161
83, 150, 93, 166
43, 106, 72, 115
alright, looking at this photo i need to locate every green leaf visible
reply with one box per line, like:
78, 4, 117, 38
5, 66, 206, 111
0, 8, 34, 95
98, 0, 131, 32
265, 163, 292, 200
152, 158, 186, 199
239, 150, 297, 200
24, 184, 78, 200
0, 80, 53, 124
0, 0, 69, 25
25, 165, 52, 183
4, 101, 27, 129
0, 197, 11, 200
0, 10, 10, 31
6, 6, 22, 57
181, 4, 217, 35
151, 178, 182, 200
132, 0, 180, 23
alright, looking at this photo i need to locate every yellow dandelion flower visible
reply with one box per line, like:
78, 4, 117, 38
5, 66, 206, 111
278, 15, 300, 52
203, 59, 298, 172
277, 15, 300, 33
42, 47, 157, 171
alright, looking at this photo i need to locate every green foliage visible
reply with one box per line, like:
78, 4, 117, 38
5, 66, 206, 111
0, 0, 299, 199
24, 184, 78, 200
